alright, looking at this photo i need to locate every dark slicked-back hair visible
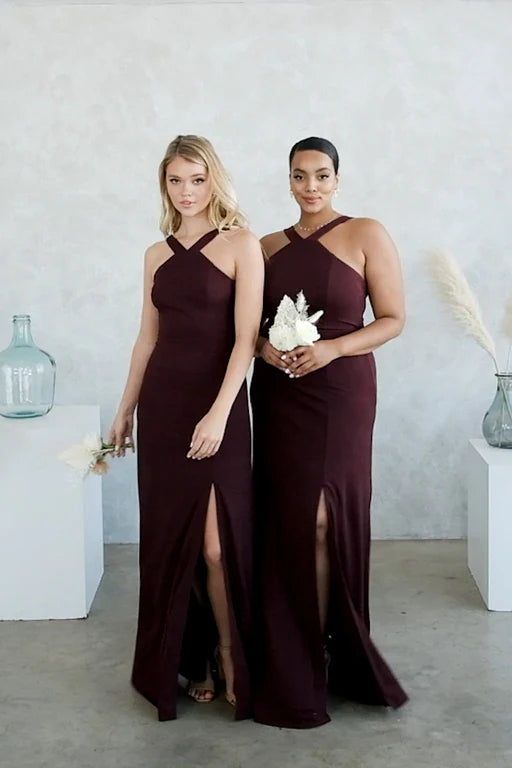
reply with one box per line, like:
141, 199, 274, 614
289, 136, 339, 173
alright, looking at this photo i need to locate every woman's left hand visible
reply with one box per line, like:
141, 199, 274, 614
187, 408, 228, 459
284, 340, 338, 378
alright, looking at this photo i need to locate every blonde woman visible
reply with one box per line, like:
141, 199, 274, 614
109, 135, 263, 720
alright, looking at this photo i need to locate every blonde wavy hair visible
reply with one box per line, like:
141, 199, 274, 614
158, 135, 247, 235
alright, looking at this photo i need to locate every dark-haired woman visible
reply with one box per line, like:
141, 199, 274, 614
251, 137, 408, 728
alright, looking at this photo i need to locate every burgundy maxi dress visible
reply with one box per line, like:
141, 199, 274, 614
250, 215, 407, 728
132, 230, 253, 721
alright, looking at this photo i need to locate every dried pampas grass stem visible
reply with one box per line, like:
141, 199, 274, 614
429, 249, 512, 425
429, 250, 499, 372
502, 296, 512, 373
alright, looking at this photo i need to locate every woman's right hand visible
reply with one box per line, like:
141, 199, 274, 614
260, 340, 288, 371
107, 410, 135, 457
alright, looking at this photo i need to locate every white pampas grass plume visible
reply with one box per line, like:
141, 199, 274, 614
502, 296, 512, 372
429, 249, 498, 372
502, 296, 512, 339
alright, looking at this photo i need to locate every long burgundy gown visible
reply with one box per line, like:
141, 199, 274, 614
250, 215, 408, 728
132, 230, 253, 721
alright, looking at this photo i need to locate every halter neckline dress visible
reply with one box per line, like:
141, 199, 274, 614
132, 228, 253, 721
251, 215, 408, 728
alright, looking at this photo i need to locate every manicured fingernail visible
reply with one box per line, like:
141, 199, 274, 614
280, 354, 286, 360
293, 357, 297, 361
285, 368, 290, 374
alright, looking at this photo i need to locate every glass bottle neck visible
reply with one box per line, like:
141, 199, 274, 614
497, 374, 512, 392
10, 316, 35, 347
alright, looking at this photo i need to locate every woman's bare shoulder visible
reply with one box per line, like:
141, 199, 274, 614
260, 229, 289, 260
333, 216, 392, 247
342, 218, 398, 265
223, 227, 260, 248
145, 239, 169, 257
345, 216, 388, 236
144, 240, 171, 273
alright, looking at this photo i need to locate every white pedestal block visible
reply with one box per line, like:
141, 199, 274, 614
0, 405, 104, 619
467, 438, 512, 611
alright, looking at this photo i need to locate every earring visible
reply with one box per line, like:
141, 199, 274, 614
334, 188, 339, 198
289, 189, 294, 198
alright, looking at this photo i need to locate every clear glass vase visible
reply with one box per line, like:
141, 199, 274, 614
0, 314, 56, 418
482, 373, 512, 449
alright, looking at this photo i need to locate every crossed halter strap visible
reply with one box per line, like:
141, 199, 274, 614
166, 228, 219, 256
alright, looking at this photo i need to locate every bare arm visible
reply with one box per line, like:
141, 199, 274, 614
331, 218, 405, 357
212, 231, 264, 413
108, 245, 160, 452
254, 234, 271, 357
255, 233, 288, 370
187, 230, 264, 459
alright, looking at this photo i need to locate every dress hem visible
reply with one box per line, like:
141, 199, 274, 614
254, 712, 332, 730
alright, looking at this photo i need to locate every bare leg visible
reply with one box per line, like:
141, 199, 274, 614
203, 485, 236, 705
187, 576, 215, 702
316, 490, 330, 634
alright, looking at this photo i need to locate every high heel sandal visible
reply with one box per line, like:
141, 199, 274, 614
187, 662, 216, 703
187, 682, 216, 703
215, 644, 236, 707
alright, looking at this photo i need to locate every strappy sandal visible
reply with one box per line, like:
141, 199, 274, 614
215, 644, 236, 707
187, 682, 215, 703
187, 666, 216, 703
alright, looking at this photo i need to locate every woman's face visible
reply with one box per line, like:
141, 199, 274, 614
289, 150, 338, 214
165, 156, 213, 218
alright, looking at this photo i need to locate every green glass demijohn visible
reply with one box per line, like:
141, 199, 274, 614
0, 314, 56, 418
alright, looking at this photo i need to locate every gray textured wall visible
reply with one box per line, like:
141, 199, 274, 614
1, 1, 510, 541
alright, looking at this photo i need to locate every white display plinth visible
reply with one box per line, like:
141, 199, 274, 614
467, 438, 512, 611
0, 405, 104, 620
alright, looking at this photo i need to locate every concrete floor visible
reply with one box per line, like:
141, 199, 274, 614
1, 541, 511, 768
